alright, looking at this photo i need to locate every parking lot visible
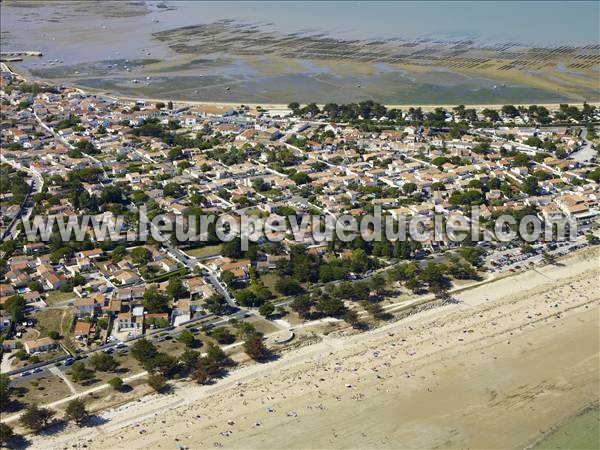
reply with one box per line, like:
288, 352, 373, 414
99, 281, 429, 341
485, 237, 590, 272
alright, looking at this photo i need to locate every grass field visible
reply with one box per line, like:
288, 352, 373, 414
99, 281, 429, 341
248, 317, 280, 336
260, 272, 282, 295
34, 308, 73, 339
44, 291, 75, 305
185, 245, 222, 259
13, 375, 73, 407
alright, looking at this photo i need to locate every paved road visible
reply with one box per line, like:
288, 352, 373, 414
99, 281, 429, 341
0, 155, 44, 240
8, 307, 242, 382
570, 127, 597, 163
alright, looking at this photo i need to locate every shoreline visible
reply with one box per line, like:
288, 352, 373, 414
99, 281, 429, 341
525, 401, 600, 450
6, 63, 600, 111
21, 247, 599, 449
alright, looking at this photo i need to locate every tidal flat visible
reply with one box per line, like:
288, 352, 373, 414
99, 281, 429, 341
3, 2, 599, 104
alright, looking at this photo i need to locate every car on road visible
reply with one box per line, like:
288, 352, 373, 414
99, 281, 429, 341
32, 367, 43, 373
20, 371, 31, 377
64, 358, 76, 366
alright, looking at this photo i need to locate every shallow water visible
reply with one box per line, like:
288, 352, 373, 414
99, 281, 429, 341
530, 404, 600, 450
2, 1, 598, 104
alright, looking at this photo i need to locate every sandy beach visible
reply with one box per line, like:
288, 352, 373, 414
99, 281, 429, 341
24, 248, 599, 450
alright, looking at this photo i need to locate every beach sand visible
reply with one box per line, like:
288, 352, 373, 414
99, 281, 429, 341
29, 249, 599, 449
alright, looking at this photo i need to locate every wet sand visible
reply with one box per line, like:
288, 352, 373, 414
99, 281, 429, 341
28, 249, 600, 450
7, 61, 597, 112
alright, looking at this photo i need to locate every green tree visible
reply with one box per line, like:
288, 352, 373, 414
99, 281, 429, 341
402, 182, 417, 195
275, 277, 303, 296
243, 333, 268, 361
191, 355, 221, 384
179, 348, 200, 370
290, 171, 311, 185
481, 109, 500, 122
587, 167, 600, 182
130, 247, 151, 265
191, 365, 210, 384
235, 322, 257, 340
258, 302, 275, 318
108, 377, 123, 390
204, 294, 228, 314
65, 398, 89, 425
205, 342, 228, 365
147, 373, 168, 393
522, 176, 539, 195
19, 404, 55, 433
316, 295, 347, 317
163, 182, 183, 197
0, 374, 11, 411
3, 295, 26, 322
70, 361, 94, 383
48, 330, 61, 340
131, 338, 158, 364
501, 104, 519, 118
0, 423, 14, 446
363, 301, 386, 319
343, 309, 360, 327
290, 295, 313, 318
145, 353, 178, 376
221, 270, 235, 285
369, 274, 386, 295
210, 327, 235, 345
542, 252, 557, 265
27, 280, 44, 293
167, 278, 188, 299
143, 288, 169, 313
168, 147, 183, 161
89, 352, 119, 372
177, 330, 196, 348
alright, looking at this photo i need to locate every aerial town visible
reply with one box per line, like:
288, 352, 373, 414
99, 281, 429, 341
0, 60, 598, 446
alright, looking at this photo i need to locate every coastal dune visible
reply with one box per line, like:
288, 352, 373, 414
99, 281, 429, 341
32, 250, 599, 449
